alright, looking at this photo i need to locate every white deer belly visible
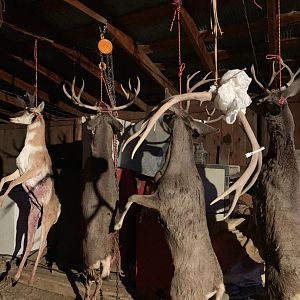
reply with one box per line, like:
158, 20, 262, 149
16, 145, 44, 174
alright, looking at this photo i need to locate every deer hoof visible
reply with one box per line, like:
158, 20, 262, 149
11, 278, 18, 287
114, 223, 122, 231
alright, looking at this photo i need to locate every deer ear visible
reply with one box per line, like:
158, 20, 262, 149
36, 101, 45, 113
109, 117, 123, 134
190, 119, 219, 136
283, 78, 300, 100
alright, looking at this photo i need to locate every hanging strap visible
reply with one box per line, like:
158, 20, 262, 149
34, 38, 38, 107
266, 0, 284, 106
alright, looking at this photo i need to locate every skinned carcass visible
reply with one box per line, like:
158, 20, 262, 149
252, 62, 300, 299
0, 99, 61, 284
63, 77, 139, 300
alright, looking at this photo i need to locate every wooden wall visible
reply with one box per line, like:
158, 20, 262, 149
0, 119, 76, 176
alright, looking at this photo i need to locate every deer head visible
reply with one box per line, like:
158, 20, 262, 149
251, 60, 300, 115
10, 101, 45, 125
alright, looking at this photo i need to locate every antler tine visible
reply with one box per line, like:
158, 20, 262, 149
186, 71, 201, 92
130, 91, 212, 159
189, 71, 214, 93
267, 61, 280, 88
281, 61, 300, 89
210, 111, 262, 219
63, 77, 100, 111
185, 71, 214, 112
71, 77, 85, 105
120, 83, 130, 99
251, 65, 270, 93
110, 77, 140, 111
192, 115, 225, 124
121, 119, 150, 152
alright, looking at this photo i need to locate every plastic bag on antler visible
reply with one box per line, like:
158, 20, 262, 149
213, 69, 252, 124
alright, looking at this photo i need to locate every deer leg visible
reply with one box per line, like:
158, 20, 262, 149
114, 193, 159, 231
0, 169, 20, 193
29, 197, 61, 284
84, 278, 92, 300
14, 203, 41, 283
0, 169, 37, 207
92, 277, 103, 300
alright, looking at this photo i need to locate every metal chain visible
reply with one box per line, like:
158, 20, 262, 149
107, 53, 116, 106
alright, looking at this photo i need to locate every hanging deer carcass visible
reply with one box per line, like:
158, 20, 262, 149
63, 77, 139, 300
114, 70, 263, 299
0, 100, 61, 284
251, 62, 300, 299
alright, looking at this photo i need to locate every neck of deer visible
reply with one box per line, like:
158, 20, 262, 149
25, 114, 46, 148
266, 105, 295, 155
166, 118, 195, 174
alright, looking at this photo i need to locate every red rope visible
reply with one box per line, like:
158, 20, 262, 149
170, 0, 184, 114
266, 0, 284, 106
34, 38, 38, 107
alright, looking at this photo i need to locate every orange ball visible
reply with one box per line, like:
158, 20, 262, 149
98, 38, 113, 55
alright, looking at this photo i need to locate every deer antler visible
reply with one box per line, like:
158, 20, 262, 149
185, 71, 215, 112
250, 65, 269, 93
210, 111, 262, 219
63, 77, 140, 111
252, 60, 300, 93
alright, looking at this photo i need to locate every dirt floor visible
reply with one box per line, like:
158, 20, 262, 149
0, 216, 266, 300
0, 255, 133, 300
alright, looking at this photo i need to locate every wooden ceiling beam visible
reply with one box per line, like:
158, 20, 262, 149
0, 91, 25, 109
62, 0, 178, 95
0, 69, 81, 116
180, 7, 215, 73
3, 21, 150, 112
146, 10, 299, 53
267, 0, 277, 57
9, 52, 108, 108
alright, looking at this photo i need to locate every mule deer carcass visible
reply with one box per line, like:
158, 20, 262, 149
63, 77, 140, 300
0, 99, 61, 284
114, 70, 262, 299
252, 61, 300, 299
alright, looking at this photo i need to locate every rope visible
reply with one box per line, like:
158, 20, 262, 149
241, 0, 260, 74
210, 0, 223, 84
34, 38, 38, 107
170, 0, 184, 115
266, 0, 284, 106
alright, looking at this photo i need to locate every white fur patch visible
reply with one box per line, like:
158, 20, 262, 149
292, 294, 300, 300
206, 283, 225, 300
16, 145, 45, 174
91, 260, 101, 269
101, 255, 111, 278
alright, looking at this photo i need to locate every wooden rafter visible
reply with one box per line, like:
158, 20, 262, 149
180, 7, 215, 73
3, 21, 150, 113
0, 69, 81, 116
62, 0, 178, 95
267, 0, 277, 57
